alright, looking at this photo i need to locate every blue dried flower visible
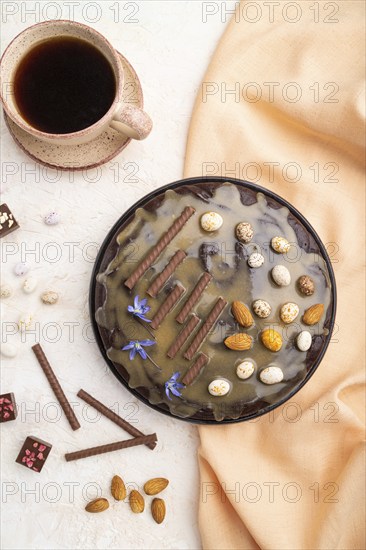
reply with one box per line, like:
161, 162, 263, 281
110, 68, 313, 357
127, 295, 151, 323
122, 339, 156, 360
165, 372, 185, 400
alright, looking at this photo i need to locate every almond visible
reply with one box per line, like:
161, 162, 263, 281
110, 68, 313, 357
129, 490, 145, 513
144, 477, 169, 496
151, 498, 166, 524
261, 329, 283, 352
303, 303, 324, 325
111, 475, 126, 501
224, 333, 253, 351
85, 497, 109, 513
231, 301, 254, 328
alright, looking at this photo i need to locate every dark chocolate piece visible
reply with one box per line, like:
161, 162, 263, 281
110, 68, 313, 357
147, 249, 187, 297
32, 343, 80, 431
65, 434, 157, 462
77, 389, 157, 450
167, 314, 200, 358
176, 272, 212, 324
124, 206, 195, 290
0, 204, 19, 238
182, 353, 209, 385
0, 392, 17, 423
150, 284, 185, 330
184, 297, 228, 360
15, 435, 52, 472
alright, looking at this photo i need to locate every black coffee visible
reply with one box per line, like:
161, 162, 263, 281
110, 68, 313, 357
14, 36, 116, 134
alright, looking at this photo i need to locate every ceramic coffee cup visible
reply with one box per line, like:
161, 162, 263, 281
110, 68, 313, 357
0, 20, 153, 145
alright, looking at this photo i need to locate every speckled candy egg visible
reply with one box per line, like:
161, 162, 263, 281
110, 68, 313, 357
208, 379, 230, 397
297, 275, 315, 296
248, 252, 265, 268
0, 284, 13, 299
260, 366, 284, 385
14, 262, 29, 276
280, 302, 300, 324
296, 330, 312, 351
200, 212, 223, 232
44, 211, 60, 225
271, 265, 291, 287
235, 222, 254, 243
23, 277, 38, 294
271, 236, 290, 254
236, 361, 255, 380
252, 299, 271, 318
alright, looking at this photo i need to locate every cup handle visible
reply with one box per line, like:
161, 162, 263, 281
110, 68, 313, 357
109, 104, 153, 140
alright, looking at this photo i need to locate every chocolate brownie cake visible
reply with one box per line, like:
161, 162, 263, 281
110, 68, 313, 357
94, 180, 335, 422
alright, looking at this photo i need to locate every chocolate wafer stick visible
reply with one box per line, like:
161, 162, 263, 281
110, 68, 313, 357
77, 389, 156, 450
124, 206, 195, 290
151, 284, 185, 330
184, 297, 227, 360
182, 353, 209, 385
65, 434, 157, 462
32, 343, 80, 431
167, 314, 200, 358
176, 272, 212, 324
147, 249, 187, 298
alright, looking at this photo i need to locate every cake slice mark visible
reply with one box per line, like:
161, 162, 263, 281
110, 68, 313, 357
147, 249, 187, 298
166, 314, 200, 359
182, 353, 209, 386
184, 297, 228, 360
150, 284, 185, 330
176, 272, 212, 324
124, 206, 195, 290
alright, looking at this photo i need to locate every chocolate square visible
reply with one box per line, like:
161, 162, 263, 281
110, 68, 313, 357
15, 436, 52, 473
0, 392, 17, 422
0, 204, 19, 238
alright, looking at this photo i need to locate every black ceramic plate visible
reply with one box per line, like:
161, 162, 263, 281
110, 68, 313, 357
89, 176, 336, 424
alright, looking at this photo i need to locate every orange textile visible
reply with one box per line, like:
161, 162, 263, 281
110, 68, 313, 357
184, 2, 365, 549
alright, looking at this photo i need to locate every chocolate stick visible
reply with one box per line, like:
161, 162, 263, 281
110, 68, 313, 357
184, 297, 228, 360
147, 249, 186, 298
32, 343, 80, 431
176, 272, 212, 324
150, 284, 185, 330
182, 353, 209, 385
124, 206, 195, 290
77, 389, 156, 450
65, 434, 157, 462
167, 314, 200, 358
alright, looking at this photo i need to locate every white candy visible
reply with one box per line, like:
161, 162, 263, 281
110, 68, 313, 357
280, 302, 299, 324
296, 330, 312, 351
272, 265, 291, 287
248, 252, 264, 268
18, 313, 33, 332
23, 277, 38, 294
271, 236, 290, 254
252, 299, 271, 319
44, 211, 60, 225
0, 284, 13, 299
14, 262, 29, 276
41, 290, 59, 305
200, 212, 223, 232
208, 379, 230, 397
1, 343, 18, 358
236, 361, 255, 380
260, 366, 284, 385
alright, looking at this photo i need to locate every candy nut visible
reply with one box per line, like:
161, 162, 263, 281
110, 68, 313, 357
296, 331, 312, 351
200, 212, 223, 232
208, 379, 230, 396
0, 284, 13, 299
41, 291, 59, 305
280, 302, 299, 324
271, 265, 291, 287
259, 366, 284, 385
248, 252, 264, 268
236, 360, 255, 380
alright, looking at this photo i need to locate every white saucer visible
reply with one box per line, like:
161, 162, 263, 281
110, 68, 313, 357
3, 52, 144, 170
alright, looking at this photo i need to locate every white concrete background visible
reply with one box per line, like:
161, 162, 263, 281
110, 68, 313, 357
0, 2, 235, 549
